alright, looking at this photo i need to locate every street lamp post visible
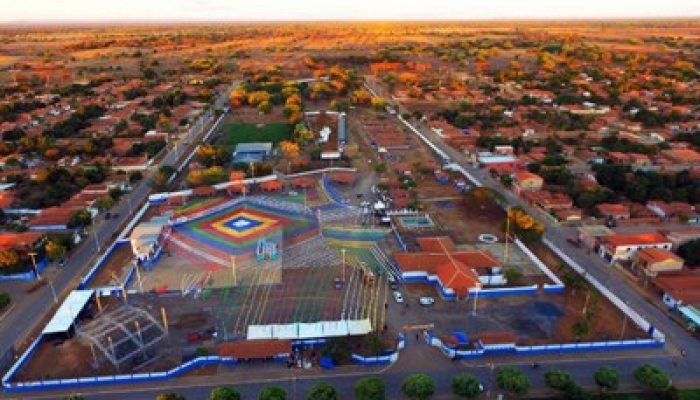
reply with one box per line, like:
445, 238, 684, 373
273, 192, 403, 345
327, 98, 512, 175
28, 251, 40, 280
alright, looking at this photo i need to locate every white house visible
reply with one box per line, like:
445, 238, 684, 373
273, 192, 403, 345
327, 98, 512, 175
598, 232, 672, 263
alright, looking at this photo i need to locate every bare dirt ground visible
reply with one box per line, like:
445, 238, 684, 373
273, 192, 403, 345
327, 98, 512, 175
87, 243, 134, 288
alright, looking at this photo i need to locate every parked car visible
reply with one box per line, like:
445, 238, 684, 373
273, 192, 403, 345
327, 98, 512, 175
419, 297, 435, 306
388, 276, 399, 290
392, 291, 404, 303
566, 237, 581, 248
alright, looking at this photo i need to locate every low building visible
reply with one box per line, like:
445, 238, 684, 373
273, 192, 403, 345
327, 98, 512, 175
647, 201, 696, 220
654, 274, 700, 309
663, 228, 700, 250
521, 190, 573, 211
394, 237, 503, 300
632, 248, 684, 279
578, 225, 614, 249
596, 203, 631, 220
512, 171, 543, 194
598, 232, 673, 263
28, 206, 84, 231
662, 148, 700, 166
232, 142, 273, 164
477, 152, 520, 173
129, 215, 170, 265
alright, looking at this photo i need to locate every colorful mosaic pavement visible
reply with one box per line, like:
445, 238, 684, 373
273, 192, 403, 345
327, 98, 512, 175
172, 200, 318, 256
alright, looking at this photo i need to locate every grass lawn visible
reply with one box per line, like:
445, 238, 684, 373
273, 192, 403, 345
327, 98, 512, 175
216, 122, 293, 150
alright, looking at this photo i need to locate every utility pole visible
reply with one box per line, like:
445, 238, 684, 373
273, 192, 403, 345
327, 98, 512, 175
230, 255, 237, 287
504, 207, 511, 264
341, 248, 346, 283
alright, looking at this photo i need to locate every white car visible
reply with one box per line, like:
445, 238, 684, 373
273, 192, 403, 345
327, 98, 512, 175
419, 297, 435, 306
392, 291, 404, 303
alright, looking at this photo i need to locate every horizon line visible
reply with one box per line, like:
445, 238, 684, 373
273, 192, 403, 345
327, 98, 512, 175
1, 16, 699, 26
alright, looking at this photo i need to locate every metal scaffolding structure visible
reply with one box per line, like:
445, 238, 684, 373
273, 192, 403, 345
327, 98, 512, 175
77, 305, 168, 369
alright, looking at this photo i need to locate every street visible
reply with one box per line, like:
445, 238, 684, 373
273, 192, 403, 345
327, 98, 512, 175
0, 83, 235, 374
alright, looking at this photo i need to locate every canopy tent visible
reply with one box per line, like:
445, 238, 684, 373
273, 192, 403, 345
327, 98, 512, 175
247, 319, 373, 340
43, 289, 94, 335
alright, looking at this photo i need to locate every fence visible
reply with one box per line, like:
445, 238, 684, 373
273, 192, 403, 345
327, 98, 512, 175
423, 330, 662, 361
543, 238, 665, 343
0, 256, 48, 282
351, 333, 405, 366
390, 223, 408, 252
513, 238, 566, 293
79, 199, 149, 290
2, 352, 240, 393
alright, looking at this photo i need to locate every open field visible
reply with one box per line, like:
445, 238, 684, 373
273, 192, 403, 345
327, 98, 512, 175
216, 122, 293, 149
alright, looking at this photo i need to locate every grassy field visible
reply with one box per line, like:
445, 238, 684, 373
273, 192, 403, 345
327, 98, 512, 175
216, 122, 293, 149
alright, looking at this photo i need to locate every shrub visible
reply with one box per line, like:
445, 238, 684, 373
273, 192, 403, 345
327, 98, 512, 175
306, 382, 338, 400
209, 387, 241, 400
401, 374, 436, 400
451, 373, 483, 398
258, 386, 286, 400
496, 367, 531, 397
354, 377, 385, 400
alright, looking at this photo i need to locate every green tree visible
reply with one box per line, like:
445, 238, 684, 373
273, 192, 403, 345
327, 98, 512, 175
45, 240, 67, 261
155, 393, 185, 400
306, 382, 338, 400
0, 249, 20, 268
152, 165, 175, 191
354, 377, 386, 400
594, 366, 619, 393
634, 364, 671, 392
209, 386, 240, 400
401, 374, 435, 400
322, 337, 352, 364
678, 239, 700, 266
496, 367, 531, 397
451, 373, 483, 399
544, 370, 576, 391
0, 292, 10, 312
68, 209, 92, 228
258, 386, 286, 400
96, 197, 114, 211
129, 171, 144, 183
572, 320, 590, 339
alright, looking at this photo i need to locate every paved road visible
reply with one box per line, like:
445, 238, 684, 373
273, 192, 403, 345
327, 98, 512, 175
0, 84, 234, 371
401, 118, 700, 374
3, 82, 700, 398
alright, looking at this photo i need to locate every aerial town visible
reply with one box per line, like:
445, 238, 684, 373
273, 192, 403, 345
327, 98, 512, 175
0, 11, 698, 400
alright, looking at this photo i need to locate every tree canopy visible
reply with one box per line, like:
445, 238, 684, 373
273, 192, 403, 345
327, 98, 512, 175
354, 377, 386, 400
451, 373, 483, 399
306, 382, 338, 400
496, 367, 531, 397
401, 374, 436, 400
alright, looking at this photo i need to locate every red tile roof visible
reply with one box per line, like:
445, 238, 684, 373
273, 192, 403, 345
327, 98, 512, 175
635, 248, 683, 264
600, 232, 670, 249
0, 232, 45, 251
654, 274, 700, 305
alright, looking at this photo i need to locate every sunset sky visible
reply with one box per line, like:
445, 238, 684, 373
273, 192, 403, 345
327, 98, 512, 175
2, 0, 699, 22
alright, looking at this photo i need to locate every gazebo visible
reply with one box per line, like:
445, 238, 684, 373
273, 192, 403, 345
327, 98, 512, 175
290, 176, 315, 189
229, 171, 247, 182
260, 179, 282, 192
227, 182, 249, 195
330, 172, 356, 185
